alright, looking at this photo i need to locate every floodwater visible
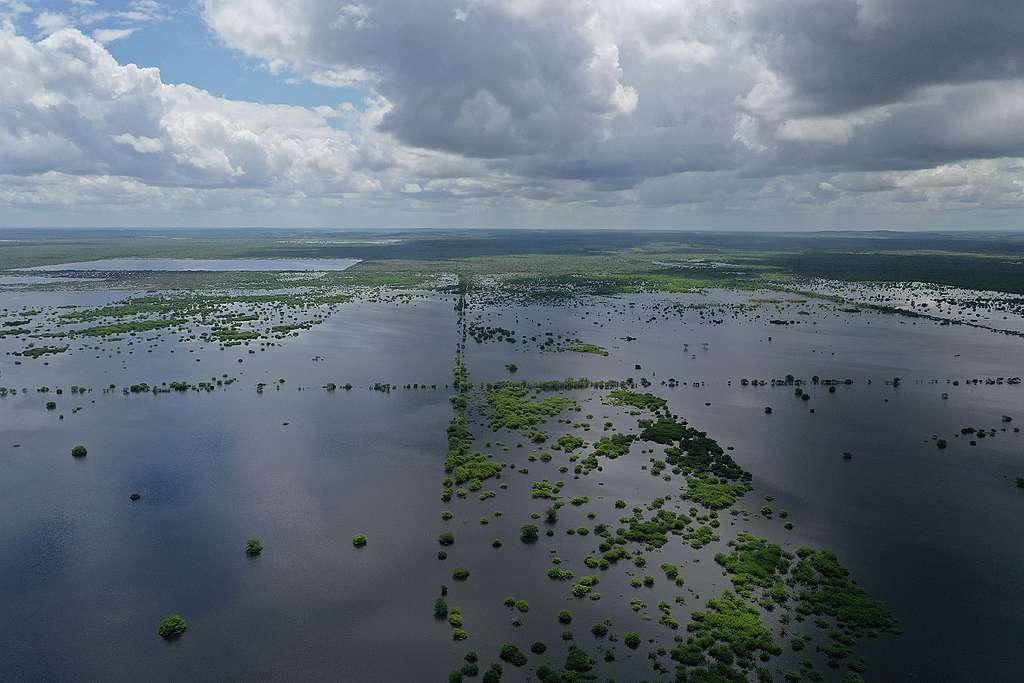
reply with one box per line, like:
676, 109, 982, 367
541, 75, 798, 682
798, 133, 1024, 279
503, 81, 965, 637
23, 258, 362, 272
2, 286, 1023, 681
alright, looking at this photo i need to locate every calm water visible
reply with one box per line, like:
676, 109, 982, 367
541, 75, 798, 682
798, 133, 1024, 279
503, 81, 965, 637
23, 258, 361, 272
2, 288, 1022, 681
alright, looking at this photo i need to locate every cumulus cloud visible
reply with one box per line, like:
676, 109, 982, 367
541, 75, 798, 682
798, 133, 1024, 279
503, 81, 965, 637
3, 1, 1024, 226
0, 26, 481, 198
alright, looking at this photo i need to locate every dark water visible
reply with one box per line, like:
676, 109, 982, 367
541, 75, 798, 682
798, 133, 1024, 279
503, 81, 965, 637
2, 289, 1023, 681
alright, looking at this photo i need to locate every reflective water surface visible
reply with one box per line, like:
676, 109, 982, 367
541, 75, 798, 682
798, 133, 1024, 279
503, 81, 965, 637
2, 289, 1022, 681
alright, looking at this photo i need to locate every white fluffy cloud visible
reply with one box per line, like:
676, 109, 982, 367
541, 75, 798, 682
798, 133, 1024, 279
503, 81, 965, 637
2, 1, 1024, 227
0, 25, 483, 201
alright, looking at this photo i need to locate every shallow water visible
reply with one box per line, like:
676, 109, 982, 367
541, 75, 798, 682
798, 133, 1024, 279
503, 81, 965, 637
23, 258, 362, 272
1, 288, 1022, 681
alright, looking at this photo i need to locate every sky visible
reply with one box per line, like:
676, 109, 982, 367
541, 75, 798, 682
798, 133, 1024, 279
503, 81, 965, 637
1, 0, 1024, 230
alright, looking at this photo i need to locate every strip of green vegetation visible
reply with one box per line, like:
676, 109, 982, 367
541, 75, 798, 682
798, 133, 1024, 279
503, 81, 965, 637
78, 319, 183, 336
606, 389, 667, 411
562, 339, 609, 356
20, 345, 68, 358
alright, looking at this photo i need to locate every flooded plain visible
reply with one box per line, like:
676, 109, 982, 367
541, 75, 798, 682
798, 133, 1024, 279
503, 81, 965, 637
23, 258, 362, 272
2, 284, 1022, 681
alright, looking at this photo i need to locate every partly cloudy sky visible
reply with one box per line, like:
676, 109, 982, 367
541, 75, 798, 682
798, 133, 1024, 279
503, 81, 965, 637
2, 0, 1024, 229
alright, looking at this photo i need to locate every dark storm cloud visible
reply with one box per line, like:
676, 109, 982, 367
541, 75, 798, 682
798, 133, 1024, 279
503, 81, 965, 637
746, 0, 1024, 115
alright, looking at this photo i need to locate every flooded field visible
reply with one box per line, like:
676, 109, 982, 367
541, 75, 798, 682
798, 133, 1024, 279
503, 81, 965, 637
23, 258, 362, 272
2, 282, 1022, 681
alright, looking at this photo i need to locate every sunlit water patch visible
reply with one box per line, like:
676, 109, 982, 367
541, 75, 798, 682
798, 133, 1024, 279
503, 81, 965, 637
22, 258, 362, 272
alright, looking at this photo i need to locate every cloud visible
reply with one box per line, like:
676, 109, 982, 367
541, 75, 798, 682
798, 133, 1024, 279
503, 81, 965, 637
92, 27, 137, 43
33, 11, 70, 34
742, 0, 1024, 117
0, 26, 434, 193
3, 1, 1024, 227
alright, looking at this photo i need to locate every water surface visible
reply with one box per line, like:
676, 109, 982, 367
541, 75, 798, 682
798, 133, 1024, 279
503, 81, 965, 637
23, 258, 362, 272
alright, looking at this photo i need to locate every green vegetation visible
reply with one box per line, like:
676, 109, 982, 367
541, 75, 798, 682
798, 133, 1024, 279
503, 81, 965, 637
607, 389, 667, 411
499, 644, 527, 667
80, 319, 183, 337
486, 383, 578, 430
71, 444, 88, 458
715, 533, 790, 603
352, 533, 368, 547
158, 614, 188, 639
554, 434, 586, 452
563, 340, 609, 356
245, 539, 263, 556
686, 475, 751, 509
21, 345, 68, 358
676, 591, 781, 666
789, 547, 898, 635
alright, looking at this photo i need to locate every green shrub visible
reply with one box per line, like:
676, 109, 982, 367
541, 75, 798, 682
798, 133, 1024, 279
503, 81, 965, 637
352, 533, 368, 547
499, 644, 527, 666
71, 444, 88, 458
246, 539, 263, 556
158, 614, 187, 639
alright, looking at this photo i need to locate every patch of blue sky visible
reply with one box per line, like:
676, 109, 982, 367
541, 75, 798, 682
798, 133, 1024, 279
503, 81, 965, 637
14, 0, 368, 109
